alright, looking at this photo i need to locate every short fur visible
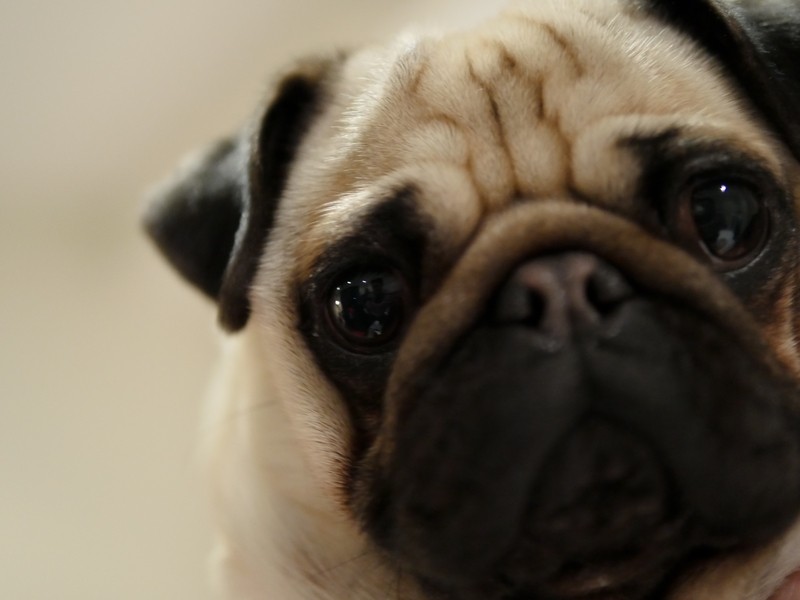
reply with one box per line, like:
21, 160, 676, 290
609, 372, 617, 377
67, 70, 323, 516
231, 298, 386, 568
146, 0, 800, 598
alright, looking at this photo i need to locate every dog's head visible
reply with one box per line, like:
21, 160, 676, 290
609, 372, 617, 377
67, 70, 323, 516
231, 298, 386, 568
146, 0, 800, 598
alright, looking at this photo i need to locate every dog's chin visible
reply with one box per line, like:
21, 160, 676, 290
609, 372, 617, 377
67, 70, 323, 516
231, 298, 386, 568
440, 568, 800, 600
401, 553, 800, 600
407, 487, 687, 600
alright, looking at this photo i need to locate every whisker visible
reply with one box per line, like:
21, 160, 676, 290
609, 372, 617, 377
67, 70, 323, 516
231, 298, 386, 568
227, 399, 278, 420
307, 549, 376, 579
345, 550, 395, 597
197, 400, 280, 438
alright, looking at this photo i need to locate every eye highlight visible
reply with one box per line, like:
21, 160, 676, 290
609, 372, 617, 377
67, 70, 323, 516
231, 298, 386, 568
674, 177, 769, 269
327, 268, 409, 352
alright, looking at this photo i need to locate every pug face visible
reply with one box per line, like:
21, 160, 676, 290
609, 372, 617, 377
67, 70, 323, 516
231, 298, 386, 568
146, 0, 800, 598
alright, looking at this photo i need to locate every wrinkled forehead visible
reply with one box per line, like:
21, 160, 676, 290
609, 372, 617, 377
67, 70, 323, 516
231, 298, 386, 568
284, 0, 781, 276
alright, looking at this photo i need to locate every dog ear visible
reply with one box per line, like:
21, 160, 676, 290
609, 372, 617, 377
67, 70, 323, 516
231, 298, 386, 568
144, 57, 340, 331
643, 0, 800, 160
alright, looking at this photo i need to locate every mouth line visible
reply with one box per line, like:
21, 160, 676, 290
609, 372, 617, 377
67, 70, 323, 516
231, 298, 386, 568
539, 560, 800, 600
417, 551, 800, 600
537, 560, 664, 599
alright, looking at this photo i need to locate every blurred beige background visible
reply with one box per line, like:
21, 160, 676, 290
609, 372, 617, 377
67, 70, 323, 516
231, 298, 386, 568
0, 1, 503, 599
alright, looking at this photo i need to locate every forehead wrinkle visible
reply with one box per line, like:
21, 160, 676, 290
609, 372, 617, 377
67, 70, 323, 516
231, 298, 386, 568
401, 29, 578, 205
404, 7, 690, 201
407, 15, 597, 202
319, 9, 602, 209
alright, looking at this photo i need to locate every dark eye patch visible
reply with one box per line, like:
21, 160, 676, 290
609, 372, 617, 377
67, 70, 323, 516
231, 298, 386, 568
621, 131, 792, 303
296, 187, 428, 461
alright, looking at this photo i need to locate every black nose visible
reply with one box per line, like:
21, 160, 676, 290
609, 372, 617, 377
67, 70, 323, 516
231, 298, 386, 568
489, 252, 633, 336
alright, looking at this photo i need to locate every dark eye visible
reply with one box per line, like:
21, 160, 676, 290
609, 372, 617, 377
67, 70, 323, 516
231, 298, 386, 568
675, 178, 768, 267
327, 268, 409, 351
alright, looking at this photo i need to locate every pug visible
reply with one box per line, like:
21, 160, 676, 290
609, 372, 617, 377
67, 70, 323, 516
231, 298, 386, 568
144, 0, 800, 598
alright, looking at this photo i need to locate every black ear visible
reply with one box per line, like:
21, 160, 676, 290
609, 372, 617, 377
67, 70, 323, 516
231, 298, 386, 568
144, 137, 246, 303
144, 57, 339, 331
643, 0, 800, 161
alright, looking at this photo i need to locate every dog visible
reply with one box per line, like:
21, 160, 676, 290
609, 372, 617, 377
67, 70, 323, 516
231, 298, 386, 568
144, 0, 800, 598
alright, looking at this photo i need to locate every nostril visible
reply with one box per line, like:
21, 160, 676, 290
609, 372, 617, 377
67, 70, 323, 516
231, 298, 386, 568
489, 276, 550, 327
586, 265, 634, 317
523, 291, 546, 328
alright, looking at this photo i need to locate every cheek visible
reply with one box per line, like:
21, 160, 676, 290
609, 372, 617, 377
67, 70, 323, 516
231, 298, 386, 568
756, 275, 800, 378
275, 330, 357, 501
250, 279, 357, 503
776, 285, 800, 377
